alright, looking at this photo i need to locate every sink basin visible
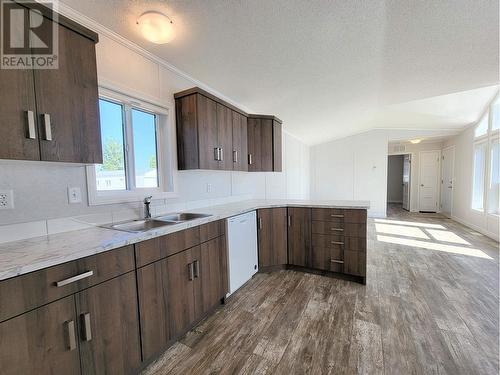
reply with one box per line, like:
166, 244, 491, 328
155, 212, 212, 223
104, 219, 177, 233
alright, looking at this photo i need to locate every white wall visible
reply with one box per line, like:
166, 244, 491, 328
0, 30, 310, 233
310, 130, 388, 217
443, 126, 499, 240
387, 155, 403, 203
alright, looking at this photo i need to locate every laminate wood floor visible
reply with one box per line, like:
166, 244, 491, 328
143, 210, 499, 375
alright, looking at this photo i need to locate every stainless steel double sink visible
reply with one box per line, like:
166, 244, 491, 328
103, 213, 212, 233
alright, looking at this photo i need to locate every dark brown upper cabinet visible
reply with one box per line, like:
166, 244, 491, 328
247, 115, 282, 172
175, 87, 282, 172
0, 7, 101, 164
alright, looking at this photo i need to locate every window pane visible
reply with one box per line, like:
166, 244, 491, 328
96, 99, 127, 191
474, 113, 488, 138
132, 109, 158, 188
472, 142, 486, 210
488, 139, 500, 215
492, 97, 500, 132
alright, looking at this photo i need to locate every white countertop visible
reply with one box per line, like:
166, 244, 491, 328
0, 199, 369, 281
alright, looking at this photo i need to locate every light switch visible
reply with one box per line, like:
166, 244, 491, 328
68, 187, 82, 204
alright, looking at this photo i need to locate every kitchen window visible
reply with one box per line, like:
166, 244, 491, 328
86, 89, 175, 205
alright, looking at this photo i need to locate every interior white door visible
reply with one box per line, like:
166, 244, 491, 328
419, 150, 440, 212
440, 147, 454, 217
402, 154, 411, 211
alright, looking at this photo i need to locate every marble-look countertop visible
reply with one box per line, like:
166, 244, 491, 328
0, 199, 369, 281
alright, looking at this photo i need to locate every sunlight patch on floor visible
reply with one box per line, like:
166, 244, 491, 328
375, 223, 429, 239
376, 235, 493, 259
426, 229, 471, 245
374, 218, 445, 229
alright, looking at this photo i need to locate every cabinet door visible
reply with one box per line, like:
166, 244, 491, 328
217, 103, 233, 170
199, 236, 227, 315
287, 208, 312, 267
136, 260, 169, 362
0, 69, 40, 161
166, 248, 196, 340
260, 118, 274, 171
272, 120, 282, 171
33, 21, 101, 163
197, 95, 219, 170
258, 208, 288, 267
76, 272, 141, 375
247, 117, 262, 171
0, 296, 80, 375
232, 111, 248, 171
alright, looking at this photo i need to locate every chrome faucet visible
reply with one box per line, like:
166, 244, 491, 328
144, 196, 153, 219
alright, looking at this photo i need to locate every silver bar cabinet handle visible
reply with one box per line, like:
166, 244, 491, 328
65, 320, 77, 351
248, 153, 253, 165
219, 148, 224, 161
287, 215, 291, 227
330, 228, 344, 232
331, 259, 344, 264
259, 217, 263, 230
56, 271, 93, 287
214, 147, 219, 161
81, 313, 92, 341
42, 113, 52, 141
193, 260, 200, 278
233, 150, 238, 163
331, 241, 344, 245
26, 110, 36, 139
330, 214, 344, 218
188, 262, 194, 281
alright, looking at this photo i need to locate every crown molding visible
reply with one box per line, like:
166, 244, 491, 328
54, 2, 253, 114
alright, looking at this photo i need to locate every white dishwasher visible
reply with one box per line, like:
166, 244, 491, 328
226, 211, 258, 295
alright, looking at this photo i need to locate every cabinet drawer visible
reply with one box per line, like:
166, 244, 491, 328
312, 208, 366, 223
312, 233, 345, 249
329, 246, 344, 273
0, 245, 134, 322
312, 220, 345, 235
200, 220, 225, 243
135, 227, 201, 267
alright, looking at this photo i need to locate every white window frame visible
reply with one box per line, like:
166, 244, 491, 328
471, 92, 500, 215
86, 87, 177, 205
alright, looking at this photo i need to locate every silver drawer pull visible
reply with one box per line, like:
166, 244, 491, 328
233, 150, 238, 163
214, 147, 220, 161
330, 228, 344, 231
331, 259, 344, 264
55, 270, 93, 287
330, 214, 344, 218
219, 148, 224, 161
26, 110, 36, 139
42, 113, 52, 141
248, 153, 253, 165
330, 241, 344, 245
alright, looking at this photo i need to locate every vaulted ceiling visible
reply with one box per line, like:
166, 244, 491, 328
61, 0, 499, 144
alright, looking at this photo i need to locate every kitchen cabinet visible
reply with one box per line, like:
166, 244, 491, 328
76, 272, 141, 375
232, 111, 248, 171
247, 115, 282, 172
287, 207, 312, 267
257, 208, 288, 268
176, 88, 244, 171
200, 236, 228, 313
0, 8, 101, 163
0, 296, 81, 375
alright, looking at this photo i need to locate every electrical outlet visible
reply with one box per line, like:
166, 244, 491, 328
67, 187, 82, 204
0, 190, 14, 209
206, 183, 212, 193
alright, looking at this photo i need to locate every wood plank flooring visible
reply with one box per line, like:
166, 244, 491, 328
143, 208, 499, 375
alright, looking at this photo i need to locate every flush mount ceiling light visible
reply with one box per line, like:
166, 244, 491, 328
410, 139, 422, 144
137, 11, 175, 44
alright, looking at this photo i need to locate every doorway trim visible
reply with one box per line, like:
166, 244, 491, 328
440, 145, 455, 218
388, 151, 416, 211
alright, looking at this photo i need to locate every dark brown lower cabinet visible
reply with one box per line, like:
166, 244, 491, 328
287, 207, 312, 267
0, 295, 81, 375
200, 236, 228, 312
257, 208, 288, 268
76, 271, 141, 375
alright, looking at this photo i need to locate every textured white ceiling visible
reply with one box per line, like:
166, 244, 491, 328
60, 0, 499, 144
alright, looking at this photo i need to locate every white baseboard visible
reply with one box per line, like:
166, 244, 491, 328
451, 215, 499, 242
